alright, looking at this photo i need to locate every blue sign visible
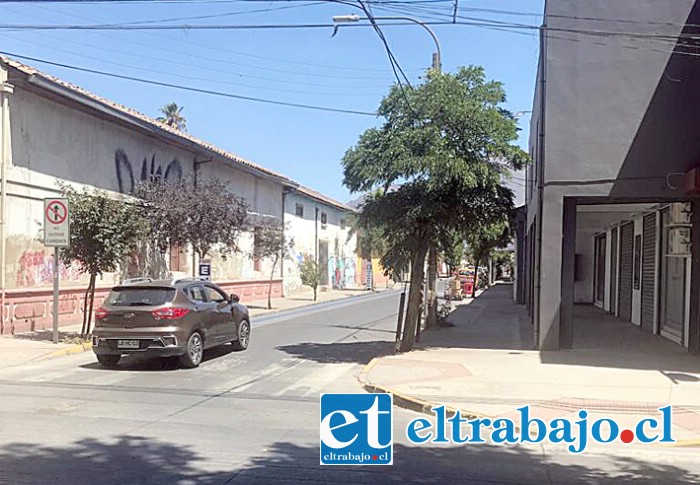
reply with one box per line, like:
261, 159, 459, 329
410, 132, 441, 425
320, 393, 393, 465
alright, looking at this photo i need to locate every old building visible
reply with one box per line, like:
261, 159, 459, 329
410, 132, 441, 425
522, 0, 700, 354
0, 56, 360, 334
283, 186, 358, 295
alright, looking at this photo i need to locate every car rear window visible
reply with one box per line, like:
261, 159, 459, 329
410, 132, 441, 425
105, 287, 176, 307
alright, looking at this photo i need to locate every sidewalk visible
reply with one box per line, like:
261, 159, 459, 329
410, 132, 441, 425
0, 285, 394, 369
361, 283, 700, 447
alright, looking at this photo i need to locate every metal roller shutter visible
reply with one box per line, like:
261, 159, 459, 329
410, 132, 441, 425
641, 213, 656, 332
610, 227, 618, 314
618, 222, 634, 322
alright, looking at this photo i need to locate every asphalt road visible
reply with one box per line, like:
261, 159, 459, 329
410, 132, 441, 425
0, 290, 698, 485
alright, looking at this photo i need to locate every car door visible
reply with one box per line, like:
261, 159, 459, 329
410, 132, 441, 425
185, 284, 217, 344
204, 285, 234, 343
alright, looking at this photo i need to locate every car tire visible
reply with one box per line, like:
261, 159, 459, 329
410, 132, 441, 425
231, 320, 250, 351
179, 331, 204, 368
96, 354, 121, 368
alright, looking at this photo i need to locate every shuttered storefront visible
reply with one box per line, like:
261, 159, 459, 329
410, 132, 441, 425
610, 227, 618, 314
641, 213, 657, 332
618, 222, 634, 322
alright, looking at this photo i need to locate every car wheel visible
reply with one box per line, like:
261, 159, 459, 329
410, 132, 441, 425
179, 331, 204, 368
231, 320, 250, 351
96, 354, 121, 368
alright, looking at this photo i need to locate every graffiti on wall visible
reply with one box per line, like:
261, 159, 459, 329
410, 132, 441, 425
16, 251, 81, 287
115, 149, 183, 194
330, 256, 357, 290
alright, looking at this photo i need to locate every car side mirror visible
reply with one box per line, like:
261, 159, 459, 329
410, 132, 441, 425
229, 294, 240, 304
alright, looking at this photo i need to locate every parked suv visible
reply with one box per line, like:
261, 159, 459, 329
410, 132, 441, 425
92, 278, 250, 369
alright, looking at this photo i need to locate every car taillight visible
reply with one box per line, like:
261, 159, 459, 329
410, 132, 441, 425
95, 308, 108, 319
152, 307, 190, 320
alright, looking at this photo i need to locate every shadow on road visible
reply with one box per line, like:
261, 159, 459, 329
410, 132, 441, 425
277, 340, 393, 365
12, 329, 83, 344
79, 344, 238, 371
1, 436, 698, 484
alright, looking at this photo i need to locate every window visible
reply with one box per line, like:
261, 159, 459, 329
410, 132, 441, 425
321, 211, 327, 229
187, 285, 208, 303
295, 203, 304, 217
106, 288, 175, 307
205, 285, 227, 303
169, 241, 187, 272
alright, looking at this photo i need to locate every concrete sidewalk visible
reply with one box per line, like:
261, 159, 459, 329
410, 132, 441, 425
0, 286, 392, 369
361, 283, 700, 447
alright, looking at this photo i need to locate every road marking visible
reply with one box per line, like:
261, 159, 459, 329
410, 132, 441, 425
272, 363, 356, 397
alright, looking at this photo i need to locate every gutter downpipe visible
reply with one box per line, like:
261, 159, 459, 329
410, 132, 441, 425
0, 74, 13, 335
534, 20, 547, 349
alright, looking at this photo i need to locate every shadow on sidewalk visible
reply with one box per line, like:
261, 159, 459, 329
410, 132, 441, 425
417, 283, 535, 352
1, 435, 697, 484
11, 329, 84, 344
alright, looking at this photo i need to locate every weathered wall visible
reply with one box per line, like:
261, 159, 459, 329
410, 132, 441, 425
283, 191, 358, 294
1, 72, 289, 333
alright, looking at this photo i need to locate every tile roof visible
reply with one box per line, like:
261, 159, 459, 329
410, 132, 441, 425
1, 55, 296, 186
295, 185, 357, 213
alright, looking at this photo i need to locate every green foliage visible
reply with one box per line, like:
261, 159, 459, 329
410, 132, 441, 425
156, 102, 187, 131
136, 177, 248, 260
342, 66, 525, 351
465, 219, 511, 268
343, 66, 528, 194
59, 185, 143, 277
346, 210, 387, 261
299, 256, 322, 300
441, 233, 465, 272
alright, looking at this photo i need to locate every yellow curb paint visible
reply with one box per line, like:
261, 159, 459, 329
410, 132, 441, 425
658, 439, 700, 448
362, 380, 502, 427
361, 357, 380, 376
38, 342, 92, 361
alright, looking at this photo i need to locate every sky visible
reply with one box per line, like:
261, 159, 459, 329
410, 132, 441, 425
0, 0, 544, 204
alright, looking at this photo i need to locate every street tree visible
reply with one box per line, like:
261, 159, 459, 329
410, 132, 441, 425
299, 257, 322, 301
156, 102, 187, 131
343, 66, 526, 352
441, 232, 465, 275
251, 219, 293, 310
465, 220, 511, 298
59, 185, 144, 338
135, 176, 248, 265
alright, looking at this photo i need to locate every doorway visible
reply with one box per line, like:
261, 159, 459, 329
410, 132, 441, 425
318, 240, 329, 287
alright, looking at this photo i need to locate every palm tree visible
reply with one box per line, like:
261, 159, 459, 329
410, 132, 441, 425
156, 102, 187, 131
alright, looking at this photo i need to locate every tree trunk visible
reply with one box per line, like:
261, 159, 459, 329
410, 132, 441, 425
313, 286, 317, 301
268, 257, 278, 310
85, 273, 97, 338
80, 282, 90, 338
471, 260, 479, 298
426, 247, 438, 329
398, 245, 428, 353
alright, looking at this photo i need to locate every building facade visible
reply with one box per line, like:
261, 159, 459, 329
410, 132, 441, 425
0, 57, 359, 335
283, 187, 359, 295
522, 0, 700, 354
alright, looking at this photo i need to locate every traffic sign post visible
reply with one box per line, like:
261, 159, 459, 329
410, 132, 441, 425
198, 260, 212, 281
44, 198, 70, 344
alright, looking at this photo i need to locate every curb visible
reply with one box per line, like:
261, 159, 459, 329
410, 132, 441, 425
33, 342, 93, 362
358, 359, 698, 448
357, 357, 489, 422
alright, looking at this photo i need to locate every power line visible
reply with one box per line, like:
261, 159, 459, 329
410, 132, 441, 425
0, 50, 379, 115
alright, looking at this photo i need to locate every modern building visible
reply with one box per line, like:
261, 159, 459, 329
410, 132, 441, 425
522, 0, 700, 354
0, 56, 360, 334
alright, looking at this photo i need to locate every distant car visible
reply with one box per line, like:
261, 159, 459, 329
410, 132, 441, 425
92, 278, 250, 369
